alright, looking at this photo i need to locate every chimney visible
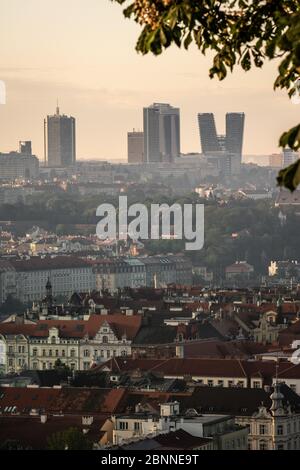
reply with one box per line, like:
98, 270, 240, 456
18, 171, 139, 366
135, 403, 142, 413
82, 416, 94, 426
176, 344, 184, 359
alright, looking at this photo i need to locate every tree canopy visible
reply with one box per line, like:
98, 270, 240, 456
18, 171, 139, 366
111, 0, 300, 191
47, 427, 93, 450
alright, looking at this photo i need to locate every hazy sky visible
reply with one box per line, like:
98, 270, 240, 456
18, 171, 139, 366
1, 0, 300, 161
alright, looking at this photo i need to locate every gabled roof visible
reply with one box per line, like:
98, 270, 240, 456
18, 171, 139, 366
0, 314, 142, 341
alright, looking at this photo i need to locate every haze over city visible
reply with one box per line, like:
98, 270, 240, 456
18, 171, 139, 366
1, 0, 300, 161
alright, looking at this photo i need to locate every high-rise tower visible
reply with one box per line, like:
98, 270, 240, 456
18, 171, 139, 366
44, 105, 76, 167
143, 103, 180, 163
198, 112, 245, 175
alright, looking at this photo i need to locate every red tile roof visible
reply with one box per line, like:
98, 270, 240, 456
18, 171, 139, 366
100, 357, 300, 382
0, 314, 142, 340
0, 386, 126, 415
0, 415, 107, 449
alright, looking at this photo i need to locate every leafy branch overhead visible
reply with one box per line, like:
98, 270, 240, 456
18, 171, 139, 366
111, 0, 300, 191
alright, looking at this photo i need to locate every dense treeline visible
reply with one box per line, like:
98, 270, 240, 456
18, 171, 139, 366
1, 193, 299, 275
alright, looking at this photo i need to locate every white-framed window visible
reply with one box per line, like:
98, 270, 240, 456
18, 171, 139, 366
259, 424, 266, 435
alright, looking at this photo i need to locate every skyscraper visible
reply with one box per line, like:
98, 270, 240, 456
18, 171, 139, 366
44, 106, 76, 167
127, 130, 144, 163
198, 113, 221, 153
226, 113, 245, 156
198, 112, 245, 175
143, 103, 180, 163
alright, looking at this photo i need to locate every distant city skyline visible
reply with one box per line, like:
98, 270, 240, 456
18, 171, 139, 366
1, 0, 300, 161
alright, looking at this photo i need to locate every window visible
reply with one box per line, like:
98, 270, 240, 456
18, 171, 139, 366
84, 349, 90, 357
102, 336, 108, 344
56, 350, 59, 357
218, 380, 224, 387
107, 350, 111, 358
259, 425, 266, 435
42, 349, 46, 357
33, 362, 38, 370
228, 380, 234, 387
207, 380, 214, 387
119, 421, 128, 430
277, 444, 284, 450
121, 350, 127, 357
70, 349, 76, 358
33, 348, 37, 357
253, 381, 260, 388
62, 350, 65, 357
134, 422, 140, 432
277, 425, 283, 435
259, 442, 267, 450
49, 350, 52, 357
51, 336, 56, 344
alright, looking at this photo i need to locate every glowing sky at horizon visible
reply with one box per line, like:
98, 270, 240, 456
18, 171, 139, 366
1, 0, 299, 161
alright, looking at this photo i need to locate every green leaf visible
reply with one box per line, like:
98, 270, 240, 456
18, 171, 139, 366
277, 159, 300, 192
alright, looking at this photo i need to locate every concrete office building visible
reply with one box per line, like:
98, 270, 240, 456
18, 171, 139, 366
226, 113, 245, 156
127, 130, 144, 163
143, 103, 180, 163
0, 141, 39, 180
198, 112, 245, 175
44, 106, 76, 167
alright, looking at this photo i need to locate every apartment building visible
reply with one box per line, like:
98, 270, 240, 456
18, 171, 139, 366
0, 313, 142, 373
1, 257, 95, 303
94, 255, 192, 293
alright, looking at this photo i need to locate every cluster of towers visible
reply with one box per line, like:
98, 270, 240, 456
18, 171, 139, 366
128, 104, 245, 175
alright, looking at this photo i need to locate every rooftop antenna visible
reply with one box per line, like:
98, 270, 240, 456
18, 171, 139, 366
56, 99, 60, 116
